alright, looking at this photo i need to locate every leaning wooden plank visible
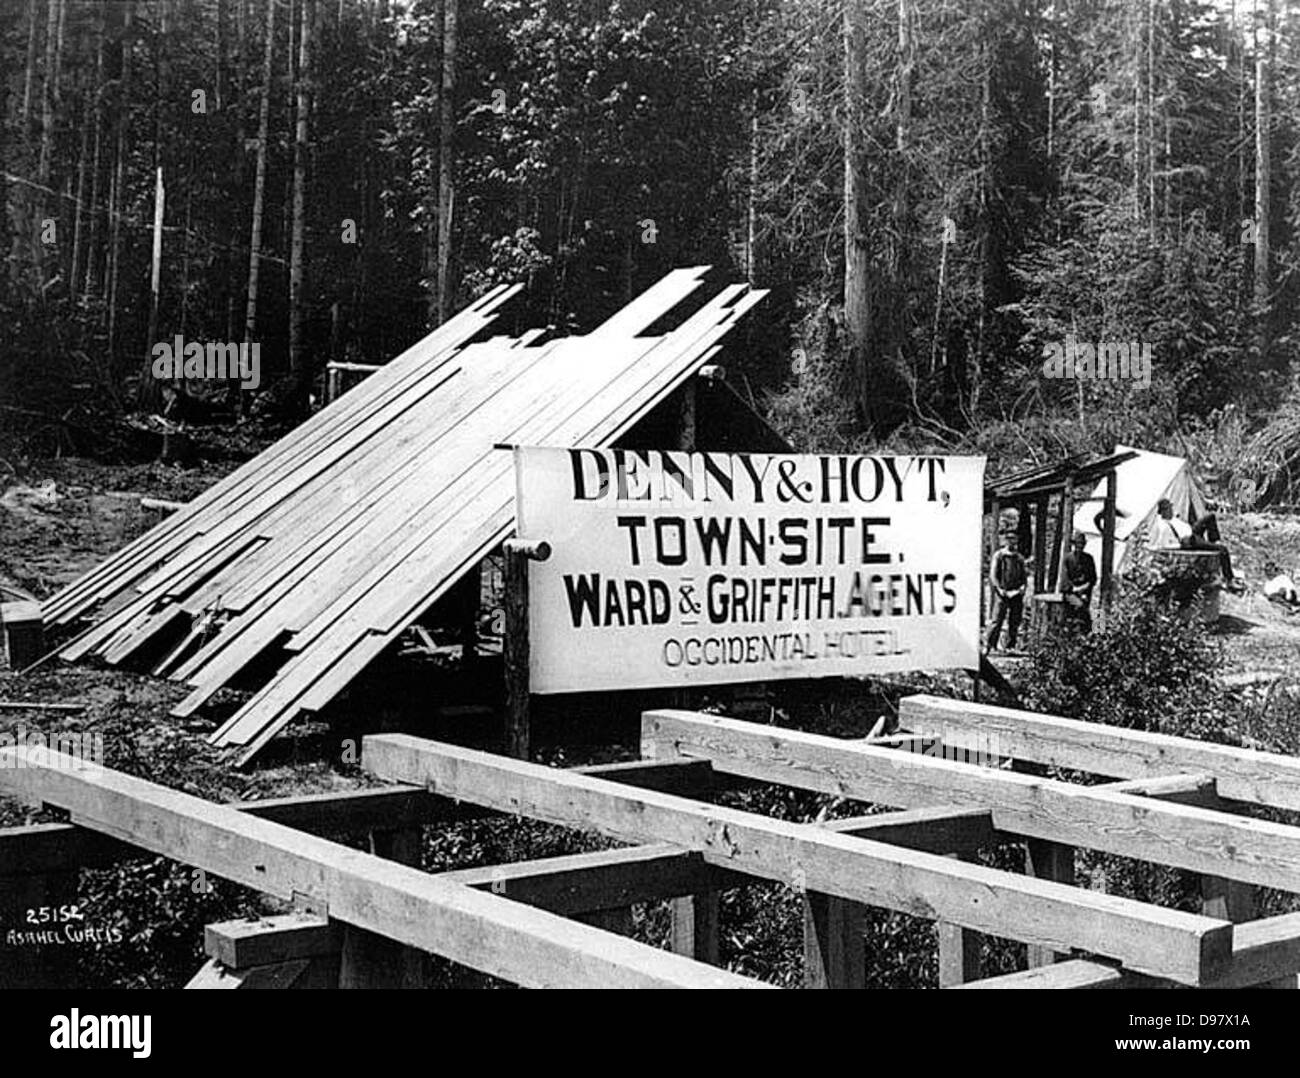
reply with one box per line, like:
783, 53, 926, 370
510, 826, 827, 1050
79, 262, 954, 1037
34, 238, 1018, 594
212, 301, 767, 754
362, 735, 1233, 986
0, 748, 768, 989
900, 694, 1300, 811
47, 288, 517, 625
958, 912, 1300, 990
642, 710, 1300, 893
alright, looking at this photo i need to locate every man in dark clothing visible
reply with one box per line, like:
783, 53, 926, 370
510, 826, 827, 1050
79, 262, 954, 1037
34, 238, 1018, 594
1148, 498, 1243, 592
986, 529, 1027, 652
1062, 532, 1097, 633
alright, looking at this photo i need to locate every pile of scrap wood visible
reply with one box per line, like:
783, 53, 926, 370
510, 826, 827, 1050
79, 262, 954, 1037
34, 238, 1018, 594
45, 268, 766, 763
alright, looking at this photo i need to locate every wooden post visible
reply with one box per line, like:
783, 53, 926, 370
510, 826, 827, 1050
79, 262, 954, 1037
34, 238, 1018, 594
1201, 876, 1293, 987
1, 601, 44, 670
937, 853, 981, 985
339, 827, 425, 988
1100, 469, 1117, 618
1025, 838, 1075, 967
670, 890, 719, 964
503, 539, 551, 760
982, 497, 999, 639
1033, 497, 1048, 593
803, 892, 865, 989
1046, 492, 1065, 592
456, 562, 480, 672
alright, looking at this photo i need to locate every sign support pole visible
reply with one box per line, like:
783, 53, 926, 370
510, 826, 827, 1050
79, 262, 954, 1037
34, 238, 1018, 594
503, 539, 551, 760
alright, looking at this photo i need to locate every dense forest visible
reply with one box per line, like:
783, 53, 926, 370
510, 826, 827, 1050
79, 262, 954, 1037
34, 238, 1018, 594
3, 0, 1300, 492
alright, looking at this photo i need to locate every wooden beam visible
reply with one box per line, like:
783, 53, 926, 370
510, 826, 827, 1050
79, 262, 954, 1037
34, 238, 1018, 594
899, 694, 1300, 811
205, 913, 341, 969
0, 748, 768, 989
642, 710, 1300, 892
445, 844, 742, 910
363, 734, 1233, 985
822, 806, 998, 855
959, 911, 1300, 990
0, 759, 715, 875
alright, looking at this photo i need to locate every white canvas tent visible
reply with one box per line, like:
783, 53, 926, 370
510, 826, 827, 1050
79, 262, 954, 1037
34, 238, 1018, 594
1071, 445, 1206, 577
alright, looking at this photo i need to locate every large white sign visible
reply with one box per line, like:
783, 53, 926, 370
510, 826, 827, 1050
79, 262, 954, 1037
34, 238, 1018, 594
515, 448, 984, 694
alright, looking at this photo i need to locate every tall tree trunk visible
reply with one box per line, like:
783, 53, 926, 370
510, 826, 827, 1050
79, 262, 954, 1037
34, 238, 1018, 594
1254, 0, 1271, 362
243, 0, 276, 374
21, 0, 40, 131
289, 0, 313, 414
424, 0, 444, 325
139, 0, 169, 410
746, 89, 758, 283
843, 0, 870, 426
70, 81, 91, 303
436, 0, 457, 325
83, 6, 105, 297
1146, 0, 1156, 236
34, 0, 63, 282
106, 2, 135, 374
225, 0, 249, 342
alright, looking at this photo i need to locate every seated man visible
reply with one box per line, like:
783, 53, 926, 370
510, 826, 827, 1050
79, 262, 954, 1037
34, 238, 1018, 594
1146, 498, 1243, 592
1062, 532, 1097, 633
1263, 561, 1300, 608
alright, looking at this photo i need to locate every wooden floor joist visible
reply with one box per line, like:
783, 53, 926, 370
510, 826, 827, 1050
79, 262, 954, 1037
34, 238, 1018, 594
0, 748, 767, 989
958, 911, 1300, 990
0, 758, 715, 876
900, 694, 1300, 811
641, 710, 1300, 893
362, 734, 1234, 985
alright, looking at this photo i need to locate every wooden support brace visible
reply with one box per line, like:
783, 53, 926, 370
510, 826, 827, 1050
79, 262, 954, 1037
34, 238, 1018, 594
937, 852, 981, 986
340, 827, 426, 988
0, 747, 766, 989
670, 890, 719, 965
803, 891, 865, 989
365, 734, 1233, 985
1025, 838, 1075, 968
643, 709, 1300, 893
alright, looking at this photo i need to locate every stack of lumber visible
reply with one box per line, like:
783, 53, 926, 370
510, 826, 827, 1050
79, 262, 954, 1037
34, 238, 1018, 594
46, 269, 766, 763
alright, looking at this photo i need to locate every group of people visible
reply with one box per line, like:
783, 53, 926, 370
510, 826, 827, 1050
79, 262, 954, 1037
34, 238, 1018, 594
985, 529, 1095, 653
984, 497, 1242, 654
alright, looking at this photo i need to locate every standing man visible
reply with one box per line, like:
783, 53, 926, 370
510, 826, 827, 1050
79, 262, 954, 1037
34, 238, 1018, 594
1062, 532, 1097, 633
986, 527, 1027, 653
